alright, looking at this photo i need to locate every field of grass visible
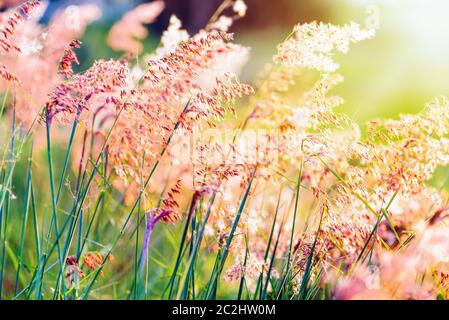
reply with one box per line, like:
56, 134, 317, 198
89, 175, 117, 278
2, 0, 449, 301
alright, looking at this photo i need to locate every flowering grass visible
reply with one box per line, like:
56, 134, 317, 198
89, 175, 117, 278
1, 0, 449, 300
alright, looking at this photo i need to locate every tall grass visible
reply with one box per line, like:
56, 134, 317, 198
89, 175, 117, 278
0, 90, 327, 300
2, 0, 449, 301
